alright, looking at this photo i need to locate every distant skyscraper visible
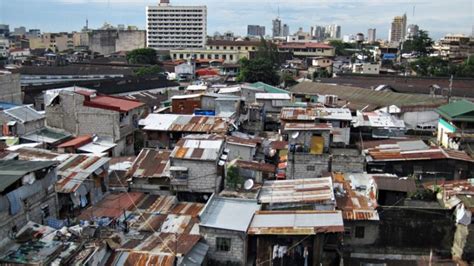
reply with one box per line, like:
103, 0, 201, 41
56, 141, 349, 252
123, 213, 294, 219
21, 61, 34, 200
0, 24, 10, 38
247, 25, 266, 36
406, 24, 419, 39
325, 24, 341, 39
311, 25, 325, 40
282, 24, 290, 37
272, 18, 282, 37
146, 0, 207, 50
389, 14, 407, 43
12, 26, 26, 36
368, 28, 376, 43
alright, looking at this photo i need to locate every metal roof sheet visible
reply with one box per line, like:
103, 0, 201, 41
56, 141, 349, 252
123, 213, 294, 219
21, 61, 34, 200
0, 160, 57, 192
140, 114, 229, 133
55, 154, 110, 193
171, 137, 224, 161
248, 210, 344, 235
280, 107, 353, 121
255, 93, 291, 100
129, 149, 170, 179
21, 127, 72, 144
200, 196, 261, 232
284, 122, 332, 131
3, 105, 44, 123
258, 177, 335, 204
77, 140, 117, 154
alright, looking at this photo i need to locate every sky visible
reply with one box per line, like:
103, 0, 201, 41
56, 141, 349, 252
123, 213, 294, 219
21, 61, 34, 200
0, 0, 472, 40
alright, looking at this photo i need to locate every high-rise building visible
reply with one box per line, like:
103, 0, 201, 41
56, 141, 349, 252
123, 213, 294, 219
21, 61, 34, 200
272, 18, 282, 37
12, 27, 26, 36
310, 25, 325, 40
282, 24, 290, 37
389, 14, 407, 43
146, 0, 207, 50
406, 24, 419, 39
367, 28, 376, 43
325, 24, 341, 39
247, 25, 266, 36
0, 25, 10, 38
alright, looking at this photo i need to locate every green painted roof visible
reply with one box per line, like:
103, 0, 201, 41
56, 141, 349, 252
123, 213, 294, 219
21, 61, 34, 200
250, 82, 289, 94
0, 160, 57, 192
436, 99, 474, 122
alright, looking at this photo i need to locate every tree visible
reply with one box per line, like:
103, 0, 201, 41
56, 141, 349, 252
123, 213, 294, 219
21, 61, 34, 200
126, 48, 157, 65
402, 30, 433, 55
134, 65, 163, 76
226, 166, 243, 190
237, 37, 280, 85
410, 56, 451, 76
329, 40, 356, 56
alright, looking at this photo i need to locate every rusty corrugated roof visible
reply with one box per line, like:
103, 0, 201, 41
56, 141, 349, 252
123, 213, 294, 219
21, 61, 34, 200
128, 149, 170, 179
235, 160, 276, 173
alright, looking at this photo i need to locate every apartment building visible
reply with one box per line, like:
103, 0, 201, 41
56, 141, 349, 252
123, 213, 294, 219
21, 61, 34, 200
146, 0, 207, 50
170, 40, 260, 63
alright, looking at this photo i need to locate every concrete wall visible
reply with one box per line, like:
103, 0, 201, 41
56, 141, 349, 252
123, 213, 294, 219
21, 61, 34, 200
344, 221, 379, 246
200, 226, 247, 265
288, 130, 331, 152
89, 30, 146, 55
0, 74, 22, 104
171, 158, 220, 193
287, 153, 330, 179
401, 110, 439, 129
332, 149, 365, 173
227, 143, 255, 161
116, 31, 146, 52
0, 113, 45, 136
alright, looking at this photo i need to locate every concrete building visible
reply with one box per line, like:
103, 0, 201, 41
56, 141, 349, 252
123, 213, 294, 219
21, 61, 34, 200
325, 24, 341, 39
128, 149, 172, 194
0, 160, 59, 245
433, 34, 474, 62
406, 24, 419, 39
272, 17, 282, 37
45, 87, 146, 156
89, 29, 146, 55
247, 25, 265, 36
170, 40, 260, 64
436, 99, 474, 150
146, 0, 207, 50
199, 195, 261, 265
168, 134, 226, 198
311, 25, 325, 41
389, 14, 407, 43
0, 39, 9, 58
0, 25, 9, 38
0, 72, 22, 105
282, 24, 290, 37
226, 136, 258, 161
0, 105, 45, 137
277, 42, 336, 58
367, 28, 376, 43
352, 62, 381, 74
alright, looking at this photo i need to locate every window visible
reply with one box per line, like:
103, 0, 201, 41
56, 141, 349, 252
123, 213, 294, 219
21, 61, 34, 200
306, 165, 315, 171
41, 205, 50, 218
344, 227, 351, 237
355, 226, 365, 238
216, 237, 231, 252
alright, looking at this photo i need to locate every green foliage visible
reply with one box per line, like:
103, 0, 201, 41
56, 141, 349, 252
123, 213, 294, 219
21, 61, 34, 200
226, 166, 243, 190
411, 55, 474, 77
281, 72, 297, 87
134, 65, 163, 76
312, 69, 330, 79
126, 48, 157, 65
237, 38, 280, 85
329, 40, 356, 56
409, 188, 436, 201
402, 30, 433, 55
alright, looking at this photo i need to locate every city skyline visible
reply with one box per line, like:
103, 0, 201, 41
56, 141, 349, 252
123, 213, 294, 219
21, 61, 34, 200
0, 0, 472, 40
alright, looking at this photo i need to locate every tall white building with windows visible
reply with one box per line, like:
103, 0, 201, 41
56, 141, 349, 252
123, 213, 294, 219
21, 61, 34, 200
146, 0, 207, 50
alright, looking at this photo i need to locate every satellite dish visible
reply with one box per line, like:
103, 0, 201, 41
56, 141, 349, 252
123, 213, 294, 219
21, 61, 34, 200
269, 149, 276, 157
153, 106, 158, 111
291, 131, 300, 139
92, 135, 99, 142
244, 179, 254, 190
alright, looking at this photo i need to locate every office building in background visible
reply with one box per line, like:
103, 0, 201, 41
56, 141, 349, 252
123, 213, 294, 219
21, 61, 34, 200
146, 0, 207, 50
368, 28, 376, 43
248, 25, 266, 36
389, 14, 407, 43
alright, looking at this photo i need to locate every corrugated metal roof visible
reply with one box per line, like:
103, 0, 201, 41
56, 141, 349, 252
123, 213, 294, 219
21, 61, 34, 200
0, 160, 57, 192
129, 149, 170, 179
200, 196, 261, 232
77, 192, 145, 220
21, 128, 72, 144
140, 114, 230, 134
55, 154, 110, 193
180, 242, 209, 266
108, 252, 175, 266
119, 232, 201, 256
57, 135, 92, 148
436, 99, 474, 122
170, 136, 224, 161
3, 105, 44, 123
258, 178, 335, 204
226, 136, 258, 147
85, 95, 145, 112
291, 82, 445, 110
280, 107, 352, 121
372, 175, 417, 193
333, 173, 379, 221
255, 93, 291, 100
248, 210, 344, 235
77, 140, 116, 155
235, 160, 276, 173
284, 122, 332, 131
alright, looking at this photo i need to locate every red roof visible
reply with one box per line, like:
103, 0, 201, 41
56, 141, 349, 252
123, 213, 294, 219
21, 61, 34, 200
78, 192, 145, 220
85, 95, 145, 112
195, 68, 219, 77
279, 42, 333, 49
57, 135, 92, 149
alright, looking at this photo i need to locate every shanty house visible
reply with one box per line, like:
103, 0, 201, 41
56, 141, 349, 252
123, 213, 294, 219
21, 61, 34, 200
284, 122, 332, 179
199, 195, 261, 265
0, 105, 45, 137
128, 149, 171, 194
55, 154, 110, 217
226, 136, 258, 161
169, 135, 226, 200
0, 160, 59, 245
139, 114, 230, 149
436, 99, 474, 150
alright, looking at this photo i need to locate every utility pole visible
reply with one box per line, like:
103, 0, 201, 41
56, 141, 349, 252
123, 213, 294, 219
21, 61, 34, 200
448, 75, 453, 103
